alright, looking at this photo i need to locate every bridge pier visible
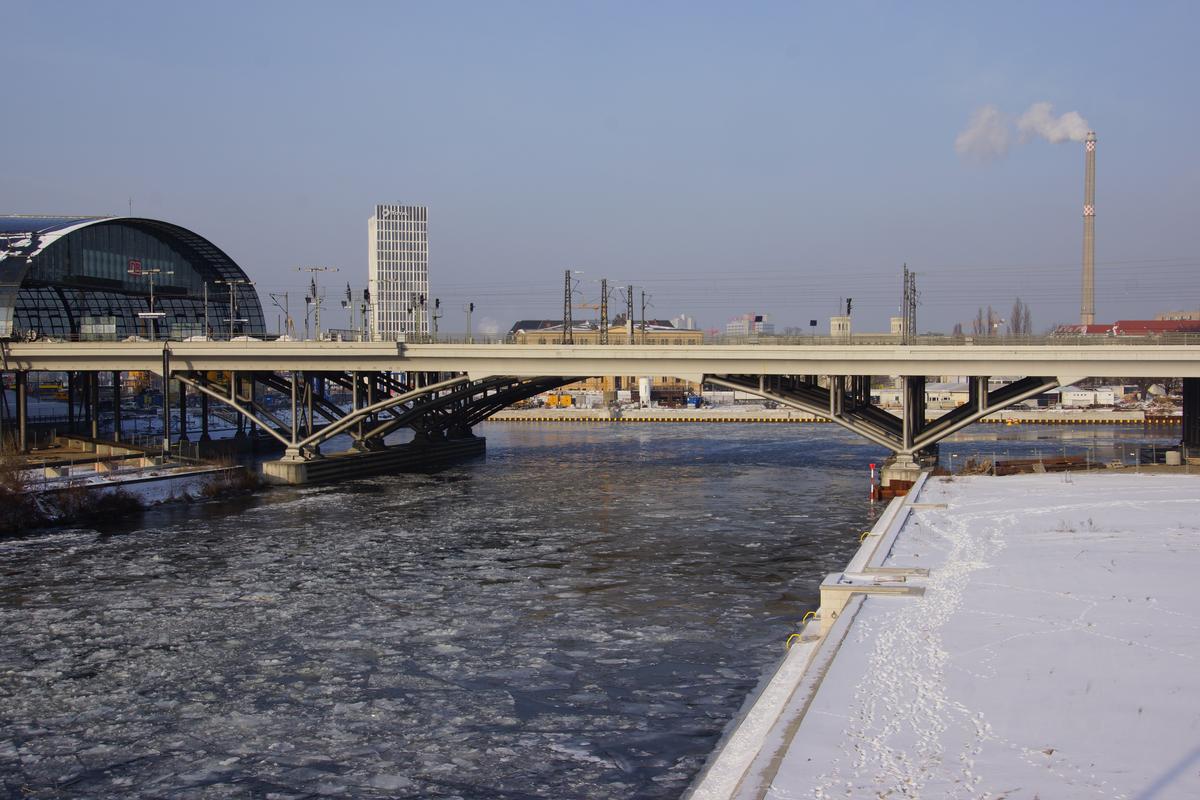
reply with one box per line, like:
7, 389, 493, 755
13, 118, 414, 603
89, 371, 99, 440
67, 372, 75, 433
178, 379, 188, 442
880, 454, 923, 497
261, 436, 486, 485
200, 390, 210, 442
112, 371, 122, 442
15, 371, 28, 452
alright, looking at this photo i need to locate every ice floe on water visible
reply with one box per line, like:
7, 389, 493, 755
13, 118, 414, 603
2, 424, 1167, 798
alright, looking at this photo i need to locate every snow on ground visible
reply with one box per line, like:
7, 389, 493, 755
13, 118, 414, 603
768, 473, 1200, 800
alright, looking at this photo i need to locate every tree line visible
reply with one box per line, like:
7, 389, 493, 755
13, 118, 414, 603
952, 298, 1034, 337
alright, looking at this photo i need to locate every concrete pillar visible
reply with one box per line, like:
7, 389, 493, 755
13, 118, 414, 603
902, 375, 926, 452
112, 371, 122, 441
67, 372, 76, 432
1183, 378, 1200, 456
16, 371, 28, 453
352, 371, 364, 447
970, 376, 988, 414
200, 389, 210, 442
161, 350, 171, 456
177, 377, 188, 442
305, 373, 315, 440
89, 372, 99, 439
367, 373, 376, 430
232, 370, 245, 440
0, 371, 6, 451
290, 371, 299, 446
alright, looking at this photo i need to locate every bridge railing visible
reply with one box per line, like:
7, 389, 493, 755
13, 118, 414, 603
6, 332, 1200, 347
704, 333, 1200, 347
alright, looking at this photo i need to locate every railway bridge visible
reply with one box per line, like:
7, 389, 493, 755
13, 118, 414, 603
3, 340, 1198, 484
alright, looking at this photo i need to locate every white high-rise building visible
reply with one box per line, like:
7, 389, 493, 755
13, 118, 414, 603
368, 204, 429, 341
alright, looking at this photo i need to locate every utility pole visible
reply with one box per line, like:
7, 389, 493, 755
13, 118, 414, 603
203, 282, 209, 338
297, 266, 339, 341
562, 269, 574, 344
907, 271, 916, 343
625, 285, 634, 344
599, 278, 609, 345
341, 283, 354, 338
361, 289, 371, 341
431, 298, 442, 341
214, 278, 252, 339
464, 302, 475, 343
901, 264, 918, 345
640, 290, 651, 344
130, 266, 173, 339
269, 292, 293, 338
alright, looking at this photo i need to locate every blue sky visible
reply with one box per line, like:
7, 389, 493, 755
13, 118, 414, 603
4, 1, 1198, 334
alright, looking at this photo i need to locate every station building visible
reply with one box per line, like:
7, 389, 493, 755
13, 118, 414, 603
0, 215, 266, 341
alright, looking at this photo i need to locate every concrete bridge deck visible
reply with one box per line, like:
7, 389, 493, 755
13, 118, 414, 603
5, 340, 1200, 379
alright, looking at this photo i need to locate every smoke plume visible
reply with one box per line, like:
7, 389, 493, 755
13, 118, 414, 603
1016, 102, 1090, 144
955, 101, 1091, 160
954, 105, 1010, 161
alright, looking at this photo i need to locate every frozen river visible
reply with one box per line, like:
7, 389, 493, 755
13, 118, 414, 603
0, 422, 1179, 798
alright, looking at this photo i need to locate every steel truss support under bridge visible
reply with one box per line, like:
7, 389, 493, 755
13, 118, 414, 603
705, 373, 1063, 461
172, 370, 579, 461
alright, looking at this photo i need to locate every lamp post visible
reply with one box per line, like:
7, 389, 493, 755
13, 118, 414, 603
297, 267, 339, 340
130, 265, 173, 339
214, 278, 253, 339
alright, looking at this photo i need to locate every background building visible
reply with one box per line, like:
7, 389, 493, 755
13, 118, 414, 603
0, 215, 265, 340
1054, 319, 1200, 336
671, 313, 695, 331
726, 313, 774, 336
368, 204, 428, 341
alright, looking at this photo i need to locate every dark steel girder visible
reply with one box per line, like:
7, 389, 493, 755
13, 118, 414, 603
705, 373, 1061, 456
362, 376, 578, 442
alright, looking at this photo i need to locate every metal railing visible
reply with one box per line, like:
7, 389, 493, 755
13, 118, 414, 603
123, 433, 203, 462
7, 332, 1200, 347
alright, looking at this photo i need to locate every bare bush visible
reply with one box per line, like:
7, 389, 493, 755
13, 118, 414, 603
0, 451, 49, 535
200, 466, 263, 499
46, 484, 142, 524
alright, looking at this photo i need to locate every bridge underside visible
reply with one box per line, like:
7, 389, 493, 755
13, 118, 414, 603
4, 362, 1196, 479
172, 370, 580, 461
704, 374, 1063, 461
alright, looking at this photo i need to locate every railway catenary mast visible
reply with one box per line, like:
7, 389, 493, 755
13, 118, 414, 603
1081, 131, 1097, 326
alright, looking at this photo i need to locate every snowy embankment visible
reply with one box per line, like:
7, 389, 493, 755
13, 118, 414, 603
695, 473, 1200, 800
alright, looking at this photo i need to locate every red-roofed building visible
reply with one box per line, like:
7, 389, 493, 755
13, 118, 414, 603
1054, 319, 1200, 336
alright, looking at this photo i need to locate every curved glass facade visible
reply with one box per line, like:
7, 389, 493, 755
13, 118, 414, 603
0, 216, 265, 340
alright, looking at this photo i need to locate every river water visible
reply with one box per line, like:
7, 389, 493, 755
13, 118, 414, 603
0, 422, 1180, 798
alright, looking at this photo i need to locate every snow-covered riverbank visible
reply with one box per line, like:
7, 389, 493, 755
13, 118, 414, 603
693, 472, 1200, 799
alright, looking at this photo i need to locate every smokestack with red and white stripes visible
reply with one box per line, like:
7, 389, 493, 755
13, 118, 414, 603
1081, 132, 1097, 326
